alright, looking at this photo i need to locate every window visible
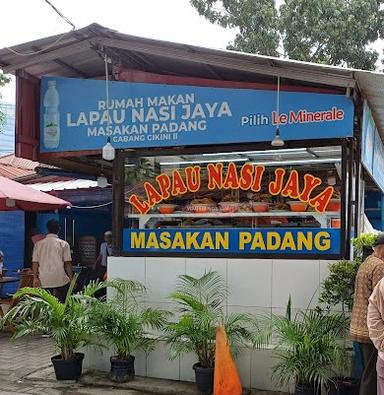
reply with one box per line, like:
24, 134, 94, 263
123, 146, 343, 258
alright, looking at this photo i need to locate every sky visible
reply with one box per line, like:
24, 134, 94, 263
0, 0, 237, 103
0, 0, 382, 104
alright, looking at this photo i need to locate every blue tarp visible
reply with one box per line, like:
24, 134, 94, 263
0, 211, 24, 294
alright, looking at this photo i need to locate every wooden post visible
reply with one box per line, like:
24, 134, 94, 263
112, 150, 124, 256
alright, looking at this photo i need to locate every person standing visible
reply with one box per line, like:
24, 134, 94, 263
350, 234, 384, 395
96, 231, 113, 269
32, 219, 73, 303
368, 277, 384, 395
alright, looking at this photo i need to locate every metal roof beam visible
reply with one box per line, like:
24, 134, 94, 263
2, 40, 91, 74
98, 38, 356, 88
29, 45, 91, 78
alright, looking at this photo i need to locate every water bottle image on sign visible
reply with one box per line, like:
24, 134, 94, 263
43, 80, 60, 149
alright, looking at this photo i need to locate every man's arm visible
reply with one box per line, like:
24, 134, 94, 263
368, 281, 384, 351
32, 261, 41, 288
94, 243, 105, 268
64, 261, 73, 280
373, 264, 384, 289
31, 244, 41, 287
63, 243, 73, 280
94, 254, 102, 268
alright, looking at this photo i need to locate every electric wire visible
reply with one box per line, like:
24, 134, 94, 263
44, 0, 75, 30
5, 0, 76, 57
69, 201, 112, 209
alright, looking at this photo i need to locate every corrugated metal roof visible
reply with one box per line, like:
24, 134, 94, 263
28, 178, 99, 192
0, 163, 35, 179
0, 23, 384, 137
0, 154, 38, 179
0, 154, 39, 170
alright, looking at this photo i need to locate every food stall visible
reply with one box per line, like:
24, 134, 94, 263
35, 74, 355, 389
3, 24, 384, 390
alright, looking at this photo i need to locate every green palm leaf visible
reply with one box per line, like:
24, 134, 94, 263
2, 275, 105, 360
165, 271, 261, 368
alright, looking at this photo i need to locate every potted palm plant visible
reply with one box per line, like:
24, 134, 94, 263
90, 278, 169, 383
1, 277, 106, 381
164, 271, 259, 395
265, 300, 349, 395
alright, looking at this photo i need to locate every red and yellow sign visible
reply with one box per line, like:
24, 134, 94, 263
129, 162, 334, 214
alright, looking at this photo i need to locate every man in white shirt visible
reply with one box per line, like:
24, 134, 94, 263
96, 231, 113, 268
32, 219, 73, 303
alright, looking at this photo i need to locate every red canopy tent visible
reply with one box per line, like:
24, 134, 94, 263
0, 176, 71, 211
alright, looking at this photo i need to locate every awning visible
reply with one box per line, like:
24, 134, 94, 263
27, 178, 99, 192
0, 176, 71, 211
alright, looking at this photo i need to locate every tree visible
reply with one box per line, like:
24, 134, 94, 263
0, 73, 11, 133
190, 0, 383, 70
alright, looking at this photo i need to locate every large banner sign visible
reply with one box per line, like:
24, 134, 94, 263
123, 228, 341, 255
40, 76, 354, 153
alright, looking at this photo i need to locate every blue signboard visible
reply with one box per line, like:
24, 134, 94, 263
362, 101, 384, 193
362, 101, 375, 176
123, 228, 340, 255
373, 129, 384, 193
40, 76, 354, 153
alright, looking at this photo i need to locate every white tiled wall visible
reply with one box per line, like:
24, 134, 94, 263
83, 256, 333, 391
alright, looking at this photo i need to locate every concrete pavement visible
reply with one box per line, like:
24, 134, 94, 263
0, 332, 284, 394
0, 333, 150, 394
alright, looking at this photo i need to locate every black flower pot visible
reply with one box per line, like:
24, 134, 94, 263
295, 382, 320, 395
193, 363, 214, 395
110, 355, 135, 383
51, 352, 84, 381
328, 377, 359, 395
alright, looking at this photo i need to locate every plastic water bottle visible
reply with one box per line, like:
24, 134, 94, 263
43, 80, 60, 148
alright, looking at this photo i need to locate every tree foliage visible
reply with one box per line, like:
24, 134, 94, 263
190, 0, 384, 70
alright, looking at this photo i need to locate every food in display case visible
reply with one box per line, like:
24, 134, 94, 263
239, 202, 253, 212
273, 201, 289, 211
287, 201, 308, 212
187, 198, 216, 213
250, 193, 272, 203
251, 202, 269, 212
125, 155, 342, 236
249, 193, 271, 212
218, 202, 240, 213
327, 199, 341, 212
158, 204, 178, 214
218, 194, 240, 213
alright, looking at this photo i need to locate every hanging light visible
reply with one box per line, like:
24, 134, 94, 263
271, 127, 285, 147
271, 75, 285, 147
101, 55, 115, 162
102, 137, 115, 161
97, 173, 108, 188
